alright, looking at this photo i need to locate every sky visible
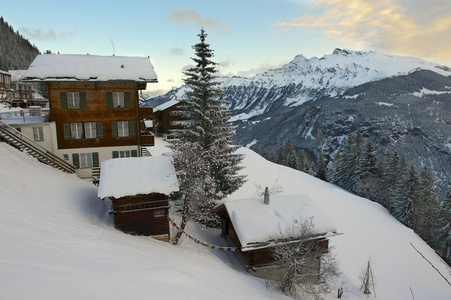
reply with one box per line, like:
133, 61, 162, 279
2, 0, 451, 95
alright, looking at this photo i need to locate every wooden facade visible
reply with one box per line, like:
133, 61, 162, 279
154, 100, 188, 136
213, 203, 330, 280
110, 193, 170, 239
46, 81, 153, 149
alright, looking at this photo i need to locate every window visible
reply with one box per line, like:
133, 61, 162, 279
113, 92, 125, 108
70, 123, 83, 139
67, 92, 80, 109
119, 150, 131, 158
117, 121, 129, 137
80, 153, 92, 168
84, 122, 97, 139
154, 209, 166, 217
63, 154, 69, 161
32, 127, 44, 141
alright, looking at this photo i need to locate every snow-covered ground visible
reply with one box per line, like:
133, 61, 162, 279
1, 139, 450, 299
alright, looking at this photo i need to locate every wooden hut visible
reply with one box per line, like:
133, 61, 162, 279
213, 193, 336, 279
98, 156, 179, 241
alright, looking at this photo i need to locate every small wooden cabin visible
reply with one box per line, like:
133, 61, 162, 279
213, 194, 335, 279
98, 156, 179, 241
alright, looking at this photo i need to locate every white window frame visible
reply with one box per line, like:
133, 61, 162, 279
84, 122, 97, 139
80, 153, 93, 168
117, 121, 129, 137
119, 150, 131, 158
70, 122, 83, 139
154, 209, 166, 217
67, 92, 80, 109
113, 92, 125, 108
32, 127, 44, 141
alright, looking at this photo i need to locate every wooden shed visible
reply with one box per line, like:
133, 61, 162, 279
213, 194, 336, 279
98, 156, 179, 241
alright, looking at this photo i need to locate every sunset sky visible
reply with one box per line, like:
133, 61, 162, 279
2, 0, 451, 95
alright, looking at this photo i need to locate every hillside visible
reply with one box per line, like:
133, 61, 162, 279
0, 16, 40, 70
1, 141, 451, 299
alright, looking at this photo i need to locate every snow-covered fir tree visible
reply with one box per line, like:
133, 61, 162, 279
417, 166, 440, 247
170, 134, 217, 243
393, 164, 421, 229
439, 185, 451, 262
316, 150, 327, 181
181, 29, 246, 199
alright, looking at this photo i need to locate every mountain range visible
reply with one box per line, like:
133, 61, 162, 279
144, 49, 451, 198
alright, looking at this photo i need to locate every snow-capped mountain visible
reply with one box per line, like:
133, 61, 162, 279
145, 49, 451, 198
146, 48, 451, 121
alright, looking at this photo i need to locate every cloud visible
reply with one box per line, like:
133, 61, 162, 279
167, 7, 230, 34
19, 27, 78, 42
169, 47, 185, 56
274, 0, 451, 64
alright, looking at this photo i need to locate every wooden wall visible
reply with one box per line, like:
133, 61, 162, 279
112, 193, 170, 237
47, 81, 140, 150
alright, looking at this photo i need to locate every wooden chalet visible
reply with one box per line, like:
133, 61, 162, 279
153, 99, 188, 137
21, 54, 158, 178
0, 70, 12, 104
97, 156, 179, 241
213, 193, 335, 279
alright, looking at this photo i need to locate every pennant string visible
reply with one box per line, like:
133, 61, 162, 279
168, 217, 241, 252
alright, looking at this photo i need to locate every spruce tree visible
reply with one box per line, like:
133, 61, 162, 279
182, 29, 246, 199
439, 184, 451, 262
393, 164, 421, 229
317, 150, 327, 181
416, 166, 439, 246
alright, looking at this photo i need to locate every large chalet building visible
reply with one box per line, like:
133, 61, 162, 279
19, 54, 158, 178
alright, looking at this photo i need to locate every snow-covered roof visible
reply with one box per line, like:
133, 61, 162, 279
8, 70, 27, 82
154, 99, 179, 112
22, 54, 158, 82
222, 194, 335, 251
98, 156, 178, 199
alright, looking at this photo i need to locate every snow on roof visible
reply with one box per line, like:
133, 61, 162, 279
22, 54, 158, 82
8, 70, 27, 82
98, 156, 178, 199
154, 99, 179, 112
223, 194, 335, 251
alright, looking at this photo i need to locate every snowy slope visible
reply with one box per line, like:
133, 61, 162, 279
1, 141, 451, 299
0, 143, 285, 300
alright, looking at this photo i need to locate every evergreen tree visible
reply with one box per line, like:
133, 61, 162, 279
418, 166, 440, 247
317, 150, 327, 181
439, 185, 451, 262
358, 140, 378, 178
334, 133, 359, 191
384, 152, 400, 213
181, 29, 246, 199
393, 164, 421, 229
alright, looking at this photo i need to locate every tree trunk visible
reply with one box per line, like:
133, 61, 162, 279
172, 197, 190, 244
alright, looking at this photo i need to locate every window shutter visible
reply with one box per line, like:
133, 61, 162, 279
129, 121, 135, 137
131, 150, 138, 157
96, 122, 103, 138
63, 123, 71, 140
124, 92, 131, 108
112, 151, 119, 159
111, 121, 117, 137
106, 92, 113, 108
72, 153, 80, 169
79, 92, 87, 109
92, 152, 99, 167
60, 92, 67, 109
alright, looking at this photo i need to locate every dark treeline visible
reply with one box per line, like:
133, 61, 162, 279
260, 133, 451, 265
0, 16, 40, 70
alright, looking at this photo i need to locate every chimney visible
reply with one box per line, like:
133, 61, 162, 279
264, 187, 270, 205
